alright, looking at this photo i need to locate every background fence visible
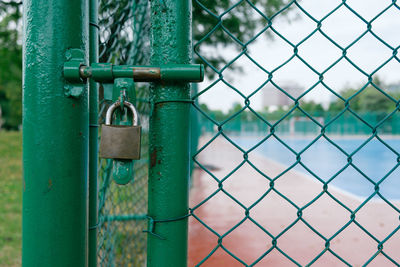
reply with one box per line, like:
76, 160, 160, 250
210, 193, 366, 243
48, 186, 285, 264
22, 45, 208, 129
199, 112, 400, 136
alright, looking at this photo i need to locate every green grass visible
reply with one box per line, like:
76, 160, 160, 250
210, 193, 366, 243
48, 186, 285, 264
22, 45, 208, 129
0, 131, 22, 266
0, 131, 148, 266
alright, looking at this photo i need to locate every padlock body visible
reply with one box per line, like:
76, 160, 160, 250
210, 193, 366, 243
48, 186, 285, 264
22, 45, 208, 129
100, 125, 141, 159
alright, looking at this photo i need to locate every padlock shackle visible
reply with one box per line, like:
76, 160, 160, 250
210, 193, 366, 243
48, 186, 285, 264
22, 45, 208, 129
105, 101, 139, 126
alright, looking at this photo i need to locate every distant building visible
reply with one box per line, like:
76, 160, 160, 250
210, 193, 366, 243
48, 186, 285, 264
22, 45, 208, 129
262, 82, 304, 110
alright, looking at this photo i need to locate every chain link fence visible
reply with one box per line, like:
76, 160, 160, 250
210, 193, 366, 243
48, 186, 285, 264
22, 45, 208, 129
191, 0, 400, 266
94, 0, 400, 265
97, 0, 151, 266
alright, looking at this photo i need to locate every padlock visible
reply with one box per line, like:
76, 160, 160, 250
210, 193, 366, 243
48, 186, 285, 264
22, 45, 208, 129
100, 100, 141, 160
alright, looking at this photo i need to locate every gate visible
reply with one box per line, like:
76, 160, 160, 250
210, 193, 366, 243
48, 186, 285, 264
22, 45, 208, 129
96, 1, 150, 266
22, 0, 400, 266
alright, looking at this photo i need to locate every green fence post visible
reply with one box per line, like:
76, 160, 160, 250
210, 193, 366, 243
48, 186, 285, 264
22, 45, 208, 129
88, 0, 99, 266
147, 0, 192, 266
22, 1, 89, 266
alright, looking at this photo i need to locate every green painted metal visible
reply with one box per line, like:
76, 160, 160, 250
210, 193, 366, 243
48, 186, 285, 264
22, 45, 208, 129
22, 0, 89, 266
90, 63, 113, 83
65, 62, 204, 83
159, 64, 203, 82
112, 78, 136, 104
110, 78, 136, 185
64, 49, 87, 98
147, 0, 192, 266
64, 52, 86, 83
88, 0, 99, 266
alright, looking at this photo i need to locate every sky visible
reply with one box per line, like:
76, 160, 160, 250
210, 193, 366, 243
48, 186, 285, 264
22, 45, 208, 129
197, 0, 400, 112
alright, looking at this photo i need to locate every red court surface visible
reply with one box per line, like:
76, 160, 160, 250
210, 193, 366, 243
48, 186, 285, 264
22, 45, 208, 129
188, 138, 400, 266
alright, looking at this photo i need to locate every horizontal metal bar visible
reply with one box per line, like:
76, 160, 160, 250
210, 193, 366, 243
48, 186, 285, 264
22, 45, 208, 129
65, 62, 204, 83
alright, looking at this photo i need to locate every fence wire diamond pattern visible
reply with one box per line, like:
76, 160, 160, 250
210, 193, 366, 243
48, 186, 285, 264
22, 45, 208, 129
191, 0, 400, 266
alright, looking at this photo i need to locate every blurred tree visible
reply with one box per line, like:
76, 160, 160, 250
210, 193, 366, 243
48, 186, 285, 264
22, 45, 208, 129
328, 77, 396, 115
327, 88, 358, 113
264, 106, 287, 121
227, 102, 243, 115
0, 0, 22, 130
199, 103, 211, 113
199, 102, 226, 121
296, 100, 324, 116
358, 88, 395, 113
193, 0, 292, 77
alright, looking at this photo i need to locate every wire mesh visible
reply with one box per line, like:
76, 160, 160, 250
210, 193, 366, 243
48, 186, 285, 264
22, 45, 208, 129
97, 0, 151, 266
191, 0, 400, 266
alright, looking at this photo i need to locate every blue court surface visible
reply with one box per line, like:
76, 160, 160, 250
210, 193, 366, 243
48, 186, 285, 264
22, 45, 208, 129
233, 137, 400, 200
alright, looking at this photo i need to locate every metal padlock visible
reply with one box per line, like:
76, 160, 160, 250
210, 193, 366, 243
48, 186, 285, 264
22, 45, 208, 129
100, 100, 141, 160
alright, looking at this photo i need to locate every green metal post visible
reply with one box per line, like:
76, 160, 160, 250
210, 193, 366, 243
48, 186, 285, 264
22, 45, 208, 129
23, 1, 89, 266
147, 0, 192, 266
88, 0, 99, 266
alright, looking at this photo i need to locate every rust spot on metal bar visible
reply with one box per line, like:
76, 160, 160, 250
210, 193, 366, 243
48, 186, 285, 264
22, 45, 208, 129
133, 67, 161, 81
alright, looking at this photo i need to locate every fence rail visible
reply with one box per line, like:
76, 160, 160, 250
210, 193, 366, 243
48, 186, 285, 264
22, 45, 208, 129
199, 112, 400, 136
